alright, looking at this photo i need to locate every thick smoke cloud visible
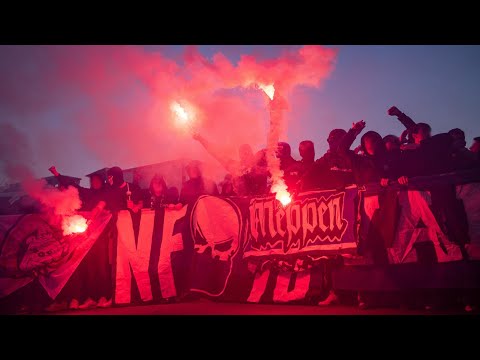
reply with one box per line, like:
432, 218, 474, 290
0, 45, 337, 184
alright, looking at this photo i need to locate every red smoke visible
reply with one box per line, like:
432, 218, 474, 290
0, 45, 337, 183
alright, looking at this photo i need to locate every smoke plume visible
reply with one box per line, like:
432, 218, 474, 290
0, 45, 337, 185
0, 123, 82, 225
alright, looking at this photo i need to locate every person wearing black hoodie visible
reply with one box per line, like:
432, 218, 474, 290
337, 121, 403, 185
299, 129, 355, 192
48, 166, 105, 211
104, 166, 143, 213
179, 161, 219, 205
46, 166, 113, 311
448, 128, 479, 170
145, 174, 179, 209
277, 142, 300, 192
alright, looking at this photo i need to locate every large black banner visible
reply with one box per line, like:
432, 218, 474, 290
188, 187, 359, 301
2, 183, 476, 307
111, 188, 359, 304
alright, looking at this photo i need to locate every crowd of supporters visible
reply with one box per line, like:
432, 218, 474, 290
4, 105, 480, 313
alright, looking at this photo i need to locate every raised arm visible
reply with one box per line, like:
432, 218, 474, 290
388, 106, 416, 130
192, 132, 233, 172
48, 166, 81, 189
336, 120, 366, 154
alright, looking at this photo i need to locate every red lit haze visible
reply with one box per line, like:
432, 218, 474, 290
0, 45, 337, 184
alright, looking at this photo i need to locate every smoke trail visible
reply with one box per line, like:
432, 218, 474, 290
265, 92, 290, 204
0, 45, 337, 185
0, 124, 82, 229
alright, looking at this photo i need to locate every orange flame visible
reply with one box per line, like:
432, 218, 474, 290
277, 191, 291, 206
62, 215, 88, 235
171, 101, 189, 123
271, 181, 291, 206
258, 83, 275, 100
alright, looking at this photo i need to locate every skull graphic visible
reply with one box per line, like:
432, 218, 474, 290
191, 196, 242, 261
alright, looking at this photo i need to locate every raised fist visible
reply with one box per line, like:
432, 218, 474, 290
352, 120, 366, 132
380, 178, 390, 187
397, 176, 409, 186
388, 106, 402, 117
48, 166, 59, 177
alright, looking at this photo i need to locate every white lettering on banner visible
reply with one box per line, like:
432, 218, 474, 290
246, 268, 271, 303
115, 207, 187, 304
248, 192, 349, 255
264, 200, 277, 238
115, 210, 155, 304
388, 191, 463, 264
159, 205, 188, 298
302, 202, 317, 244
273, 271, 311, 303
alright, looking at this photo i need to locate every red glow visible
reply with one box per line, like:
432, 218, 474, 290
62, 215, 88, 235
277, 191, 292, 206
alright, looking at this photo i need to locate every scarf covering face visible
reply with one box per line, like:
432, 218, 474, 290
107, 166, 124, 188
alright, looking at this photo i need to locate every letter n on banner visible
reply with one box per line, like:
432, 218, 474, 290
115, 210, 155, 304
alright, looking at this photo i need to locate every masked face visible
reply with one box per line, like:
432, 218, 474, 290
299, 142, 314, 161
151, 180, 164, 196
470, 140, 480, 153
90, 176, 103, 190
413, 128, 431, 144
385, 140, 400, 152
364, 134, 383, 156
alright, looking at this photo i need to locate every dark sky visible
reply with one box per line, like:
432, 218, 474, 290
1, 45, 479, 186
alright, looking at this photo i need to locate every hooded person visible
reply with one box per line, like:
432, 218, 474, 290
276, 142, 300, 192
192, 132, 268, 196
299, 129, 355, 191
48, 166, 105, 212
46, 167, 112, 311
104, 166, 143, 213
383, 135, 401, 153
470, 137, 480, 155
145, 174, 180, 209
336, 122, 403, 185
219, 174, 237, 196
276, 142, 297, 171
179, 161, 219, 205
387, 106, 431, 147
448, 128, 478, 170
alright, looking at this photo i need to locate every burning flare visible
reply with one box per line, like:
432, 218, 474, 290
171, 101, 189, 123
62, 214, 88, 235
258, 83, 275, 101
258, 83, 291, 207
171, 100, 195, 133
273, 184, 292, 206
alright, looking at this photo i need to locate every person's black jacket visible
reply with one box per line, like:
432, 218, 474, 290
337, 128, 394, 185
144, 186, 180, 209
179, 177, 219, 205
57, 175, 105, 211
300, 150, 355, 191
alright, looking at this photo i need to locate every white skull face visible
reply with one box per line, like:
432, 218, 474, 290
191, 196, 241, 261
